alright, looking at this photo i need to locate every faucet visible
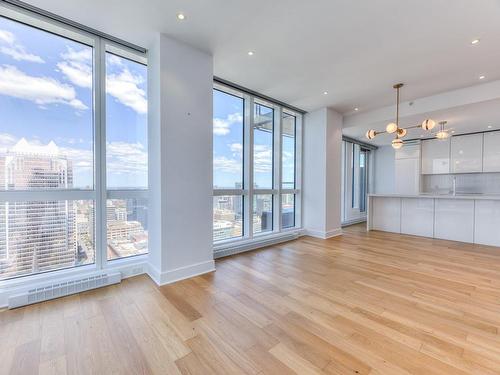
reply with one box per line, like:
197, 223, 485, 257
452, 176, 456, 196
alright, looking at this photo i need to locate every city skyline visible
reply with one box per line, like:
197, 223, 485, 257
0, 137, 148, 279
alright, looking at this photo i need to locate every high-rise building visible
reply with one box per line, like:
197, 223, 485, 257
0, 139, 78, 279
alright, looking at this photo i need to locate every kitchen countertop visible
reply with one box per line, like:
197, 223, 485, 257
368, 193, 500, 200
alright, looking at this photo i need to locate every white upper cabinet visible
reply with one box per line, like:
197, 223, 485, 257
421, 138, 450, 174
450, 133, 483, 173
483, 131, 500, 172
395, 145, 420, 194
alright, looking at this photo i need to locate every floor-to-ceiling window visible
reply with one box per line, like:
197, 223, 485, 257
0, 6, 147, 280
341, 139, 373, 225
213, 83, 302, 246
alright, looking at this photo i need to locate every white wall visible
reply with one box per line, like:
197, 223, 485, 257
148, 34, 215, 285
303, 107, 343, 238
373, 145, 395, 194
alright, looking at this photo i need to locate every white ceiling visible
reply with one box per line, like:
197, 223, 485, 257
21, 0, 500, 115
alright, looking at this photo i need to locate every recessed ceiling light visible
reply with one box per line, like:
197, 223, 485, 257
471, 38, 480, 45
247, 51, 254, 56
323, 91, 328, 95
354, 107, 359, 111
177, 13, 185, 20
479, 75, 485, 80
488, 125, 493, 129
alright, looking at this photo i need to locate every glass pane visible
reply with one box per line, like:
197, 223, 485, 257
0, 16, 94, 190
0, 200, 95, 280
282, 113, 296, 189
253, 194, 273, 234
213, 89, 244, 189
213, 195, 243, 241
106, 52, 148, 189
281, 194, 295, 229
107, 198, 148, 260
253, 103, 273, 189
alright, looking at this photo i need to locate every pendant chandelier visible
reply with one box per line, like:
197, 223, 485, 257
365, 83, 437, 149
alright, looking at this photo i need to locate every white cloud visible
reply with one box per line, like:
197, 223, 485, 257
213, 156, 242, 174
0, 29, 44, 63
0, 132, 17, 152
107, 54, 123, 66
253, 144, 272, 173
213, 113, 243, 136
57, 47, 92, 88
61, 47, 92, 63
59, 146, 93, 170
229, 142, 243, 155
106, 69, 147, 114
0, 30, 14, 45
106, 141, 148, 173
57, 47, 146, 114
0, 65, 87, 110
1, 46, 44, 63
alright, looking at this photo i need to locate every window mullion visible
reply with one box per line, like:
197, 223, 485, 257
295, 114, 303, 228
95, 37, 107, 271
245, 95, 254, 239
274, 106, 282, 232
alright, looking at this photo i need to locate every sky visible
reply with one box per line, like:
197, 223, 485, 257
0, 15, 148, 190
213, 90, 296, 190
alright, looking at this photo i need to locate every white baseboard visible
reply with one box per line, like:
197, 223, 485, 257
147, 260, 215, 286
304, 227, 342, 239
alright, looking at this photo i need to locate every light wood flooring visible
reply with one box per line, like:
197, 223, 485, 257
3, 224, 500, 374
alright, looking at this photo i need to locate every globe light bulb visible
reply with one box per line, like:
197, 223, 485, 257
422, 119, 436, 131
392, 138, 403, 149
436, 131, 450, 139
386, 123, 398, 134
366, 129, 377, 140
397, 128, 407, 138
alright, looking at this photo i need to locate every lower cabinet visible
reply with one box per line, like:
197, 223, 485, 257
474, 200, 500, 246
401, 198, 434, 237
434, 199, 474, 243
371, 197, 401, 233
370, 196, 500, 246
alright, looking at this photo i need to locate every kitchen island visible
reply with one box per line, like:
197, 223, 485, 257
367, 194, 500, 246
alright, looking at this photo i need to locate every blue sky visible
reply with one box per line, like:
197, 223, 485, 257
213, 90, 295, 189
0, 16, 147, 189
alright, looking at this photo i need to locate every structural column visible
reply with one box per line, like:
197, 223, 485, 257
147, 34, 215, 284
303, 107, 343, 238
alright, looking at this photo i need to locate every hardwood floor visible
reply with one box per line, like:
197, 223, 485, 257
3, 224, 500, 374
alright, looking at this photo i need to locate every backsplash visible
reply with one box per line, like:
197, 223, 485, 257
421, 173, 500, 195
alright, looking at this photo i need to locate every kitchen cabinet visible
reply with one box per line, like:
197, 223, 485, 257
371, 197, 401, 233
474, 200, 500, 246
395, 144, 420, 194
421, 138, 450, 174
450, 133, 483, 173
401, 198, 434, 237
483, 131, 500, 172
434, 199, 474, 243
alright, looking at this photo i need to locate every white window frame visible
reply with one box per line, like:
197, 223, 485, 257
0, 4, 148, 287
213, 83, 302, 248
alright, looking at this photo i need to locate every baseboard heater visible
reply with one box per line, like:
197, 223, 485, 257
7, 272, 122, 309
214, 232, 300, 259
